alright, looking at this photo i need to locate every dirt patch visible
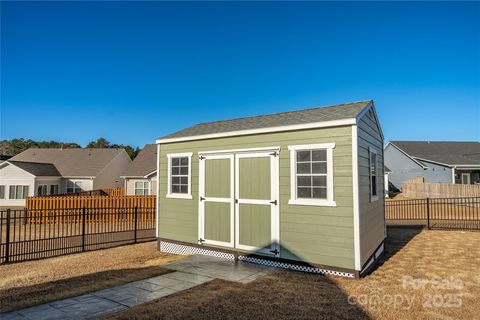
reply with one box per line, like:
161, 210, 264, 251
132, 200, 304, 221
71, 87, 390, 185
104, 228, 479, 320
0, 242, 182, 313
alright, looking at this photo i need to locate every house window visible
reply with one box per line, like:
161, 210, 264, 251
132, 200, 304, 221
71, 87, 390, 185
167, 153, 192, 199
135, 181, 150, 195
369, 148, 378, 202
67, 181, 83, 193
37, 185, 48, 196
288, 143, 336, 206
9, 185, 29, 199
50, 184, 59, 195
0, 185, 5, 199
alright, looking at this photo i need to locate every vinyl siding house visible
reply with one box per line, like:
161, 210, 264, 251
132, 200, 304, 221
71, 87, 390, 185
384, 141, 480, 189
0, 148, 131, 207
156, 100, 386, 278
121, 144, 157, 195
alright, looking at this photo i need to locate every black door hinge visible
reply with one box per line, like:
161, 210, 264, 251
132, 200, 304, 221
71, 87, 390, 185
270, 200, 277, 205
199, 155, 205, 160
200, 196, 205, 201
270, 249, 279, 255
235, 199, 239, 204
270, 151, 278, 157
199, 238, 205, 244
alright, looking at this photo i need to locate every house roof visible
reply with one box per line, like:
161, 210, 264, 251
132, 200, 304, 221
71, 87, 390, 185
384, 165, 392, 173
121, 144, 157, 178
7, 161, 61, 177
160, 100, 372, 140
389, 141, 480, 166
10, 148, 127, 177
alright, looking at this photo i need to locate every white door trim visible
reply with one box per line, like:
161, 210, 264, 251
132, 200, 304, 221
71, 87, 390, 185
234, 152, 280, 255
198, 154, 235, 248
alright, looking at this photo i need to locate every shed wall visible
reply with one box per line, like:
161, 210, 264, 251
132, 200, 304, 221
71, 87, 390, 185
158, 126, 355, 269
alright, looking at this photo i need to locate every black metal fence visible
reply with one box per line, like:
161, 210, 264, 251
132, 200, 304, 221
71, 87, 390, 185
0, 206, 156, 263
386, 196, 480, 231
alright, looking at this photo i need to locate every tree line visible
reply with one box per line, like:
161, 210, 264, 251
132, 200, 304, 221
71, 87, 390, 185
0, 138, 141, 160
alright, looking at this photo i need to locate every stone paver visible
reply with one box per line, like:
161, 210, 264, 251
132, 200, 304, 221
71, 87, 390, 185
0, 255, 273, 320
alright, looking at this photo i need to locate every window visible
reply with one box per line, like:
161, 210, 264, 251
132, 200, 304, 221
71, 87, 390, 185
0, 185, 5, 199
167, 153, 192, 199
37, 185, 48, 196
50, 184, 59, 195
288, 143, 336, 206
369, 148, 378, 202
9, 185, 29, 199
67, 181, 83, 193
135, 181, 150, 195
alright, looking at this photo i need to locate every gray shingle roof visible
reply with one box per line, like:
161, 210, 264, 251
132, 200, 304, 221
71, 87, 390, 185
122, 144, 157, 177
162, 100, 371, 140
10, 148, 127, 177
390, 141, 480, 166
384, 165, 392, 173
8, 161, 61, 176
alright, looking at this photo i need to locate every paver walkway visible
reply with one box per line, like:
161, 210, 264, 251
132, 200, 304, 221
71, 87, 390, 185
1, 255, 272, 320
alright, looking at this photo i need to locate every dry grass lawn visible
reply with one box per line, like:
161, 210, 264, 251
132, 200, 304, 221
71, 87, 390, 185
105, 228, 479, 320
0, 242, 182, 313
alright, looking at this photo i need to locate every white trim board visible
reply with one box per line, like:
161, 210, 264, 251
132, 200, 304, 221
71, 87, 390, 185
157, 118, 357, 144
352, 125, 361, 271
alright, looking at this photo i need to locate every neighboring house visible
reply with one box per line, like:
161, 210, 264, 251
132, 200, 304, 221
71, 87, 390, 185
384, 141, 480, 189
155, 100, 385, 278
121, 144, 157, 195
0, 148, 131, 206
384, 165, 392, 198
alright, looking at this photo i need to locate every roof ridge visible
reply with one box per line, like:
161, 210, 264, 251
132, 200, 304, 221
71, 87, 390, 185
193, 100, 372, 126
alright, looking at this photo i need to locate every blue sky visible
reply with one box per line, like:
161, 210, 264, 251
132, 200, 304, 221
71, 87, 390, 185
1, 1, 479, 147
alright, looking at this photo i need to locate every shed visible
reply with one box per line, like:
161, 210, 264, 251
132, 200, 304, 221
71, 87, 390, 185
155, 100, 385, 278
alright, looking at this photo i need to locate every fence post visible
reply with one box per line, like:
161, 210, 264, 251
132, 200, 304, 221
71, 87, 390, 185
5, 209, 11, 263
426, 198, 430, 230
82, 207, 86, 252
24, 207, 28, 225
134, 206, 138, 243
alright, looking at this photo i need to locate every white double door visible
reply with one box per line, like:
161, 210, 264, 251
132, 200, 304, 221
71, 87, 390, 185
198, 151, 280, 255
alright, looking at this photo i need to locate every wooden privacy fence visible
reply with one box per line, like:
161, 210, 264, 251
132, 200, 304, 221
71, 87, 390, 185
403, 180, 480, 198
26, 195, 155, 223
42, 187, 124, 197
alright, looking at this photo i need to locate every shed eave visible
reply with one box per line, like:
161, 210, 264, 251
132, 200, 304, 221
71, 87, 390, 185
156, 118, 357, 144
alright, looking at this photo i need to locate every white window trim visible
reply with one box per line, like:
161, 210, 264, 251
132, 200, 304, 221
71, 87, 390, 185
369, 148, 379, 202
134, 181, 151, 195
288, 143, 336, 207
166, 152, 193, 199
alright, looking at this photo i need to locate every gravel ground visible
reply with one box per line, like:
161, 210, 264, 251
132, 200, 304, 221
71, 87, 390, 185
0, 242, 182, 313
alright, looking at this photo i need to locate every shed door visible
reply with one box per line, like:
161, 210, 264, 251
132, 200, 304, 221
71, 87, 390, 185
199, 154, 234, 247
235, 152, 279, 255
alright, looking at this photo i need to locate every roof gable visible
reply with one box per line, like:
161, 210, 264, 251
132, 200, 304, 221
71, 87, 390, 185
9, 148, 126, 177
158, 100, 371, 143
122, 144, 157, 177
5, 161, 61, 177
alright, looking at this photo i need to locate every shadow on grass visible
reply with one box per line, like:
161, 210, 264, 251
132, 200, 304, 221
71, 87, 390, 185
364, 226, 422, 276
0, 266, 171, 313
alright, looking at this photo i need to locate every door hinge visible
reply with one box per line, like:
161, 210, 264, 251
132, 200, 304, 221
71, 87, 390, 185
199, 155, 205, 160
235, 199, 239, 204
270, 249, 279, 256
270, 200, 278, 205
200, 196, 205, 201
270, 151, 278, 157
199, 238, 205, 244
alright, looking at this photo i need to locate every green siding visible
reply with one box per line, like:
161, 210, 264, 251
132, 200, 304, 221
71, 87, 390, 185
239, 204, 271, 248
204, 202, 230, 242
158, 125, 355, 269
357, 110, 386, 266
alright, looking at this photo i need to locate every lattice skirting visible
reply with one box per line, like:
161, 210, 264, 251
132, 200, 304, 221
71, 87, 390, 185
159, 240, 355, 278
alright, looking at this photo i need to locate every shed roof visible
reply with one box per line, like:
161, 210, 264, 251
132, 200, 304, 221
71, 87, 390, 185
10, 148, 127, 177
7, 161, 61, 177
122, 144, 157, 177
390, 141, 480, 166
161, 100, 371, 140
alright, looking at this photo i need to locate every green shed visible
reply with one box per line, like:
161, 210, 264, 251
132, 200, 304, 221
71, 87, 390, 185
155, 100, 385, 278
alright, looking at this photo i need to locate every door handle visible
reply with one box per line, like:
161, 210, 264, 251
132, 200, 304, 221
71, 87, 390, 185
270, 200, 277, 205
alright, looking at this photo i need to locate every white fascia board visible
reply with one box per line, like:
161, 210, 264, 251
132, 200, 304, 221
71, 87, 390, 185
120, 170, 157, 179
413, 157, 454, 168
156, 118, 357, 144
1, 161, 36, 178
385, 142, 428, 169
452, 165, 480, 169
355, 101, 384, 140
